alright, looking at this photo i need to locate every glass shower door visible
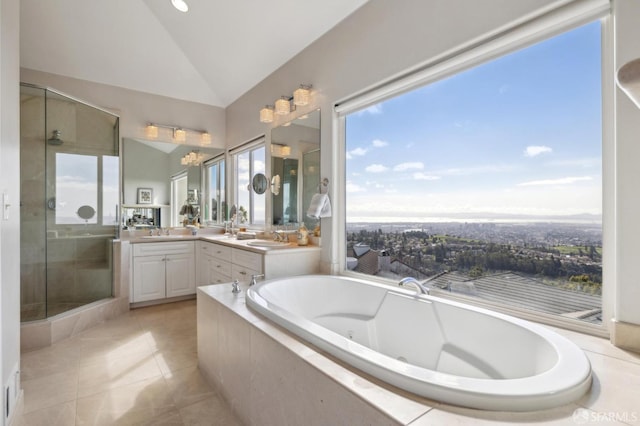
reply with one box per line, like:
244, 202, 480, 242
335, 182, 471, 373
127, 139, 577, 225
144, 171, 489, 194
43, 90, 119, 317
20, 84, 120, 321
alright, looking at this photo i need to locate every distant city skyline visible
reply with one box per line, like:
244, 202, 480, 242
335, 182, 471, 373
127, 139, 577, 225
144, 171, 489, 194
346, 21, 602, 223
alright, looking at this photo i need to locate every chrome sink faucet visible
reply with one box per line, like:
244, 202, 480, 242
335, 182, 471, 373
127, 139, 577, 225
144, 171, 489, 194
398, 277, 430, 295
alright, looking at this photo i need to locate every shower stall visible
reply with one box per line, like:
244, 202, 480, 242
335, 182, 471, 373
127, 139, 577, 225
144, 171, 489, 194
20, 83, 120, 322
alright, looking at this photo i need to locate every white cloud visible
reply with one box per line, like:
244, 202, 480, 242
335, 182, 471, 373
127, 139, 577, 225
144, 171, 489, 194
517, 176, 593, 186
347, 147, 368, 160
346, 181, 365, 193
498, 84, 509, 94
365, 164, 389, 173
393, 162, 424, 172
371, 139, 388, 148
413, 172, 441, 181
436, 164, 515, 176
524, 145, 553, 157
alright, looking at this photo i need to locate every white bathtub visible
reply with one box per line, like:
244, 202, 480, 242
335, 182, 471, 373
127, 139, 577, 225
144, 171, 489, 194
246, 275, 592, 411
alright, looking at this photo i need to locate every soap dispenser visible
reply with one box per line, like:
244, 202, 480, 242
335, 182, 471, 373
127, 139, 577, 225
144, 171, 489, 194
297, 223, 309, 246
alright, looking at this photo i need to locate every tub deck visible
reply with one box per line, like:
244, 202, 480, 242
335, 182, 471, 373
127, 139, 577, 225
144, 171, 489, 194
198, 281, 640, 425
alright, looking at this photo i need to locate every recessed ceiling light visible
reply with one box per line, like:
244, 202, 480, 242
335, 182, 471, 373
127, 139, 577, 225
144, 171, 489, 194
171, 0, 189, 12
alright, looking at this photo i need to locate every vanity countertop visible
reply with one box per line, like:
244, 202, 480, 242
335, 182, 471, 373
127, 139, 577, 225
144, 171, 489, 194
126, 233, 321, 255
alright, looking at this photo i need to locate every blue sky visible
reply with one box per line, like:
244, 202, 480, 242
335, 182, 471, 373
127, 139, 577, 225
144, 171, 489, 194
346, 21, 602, 223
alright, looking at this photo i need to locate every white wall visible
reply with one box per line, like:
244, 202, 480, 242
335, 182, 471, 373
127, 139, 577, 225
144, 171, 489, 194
20, 68, 226, 149
1, 0, 22, 422
123, 140, 171, 206
226, 0, 639, 328
614, 0, 640, 325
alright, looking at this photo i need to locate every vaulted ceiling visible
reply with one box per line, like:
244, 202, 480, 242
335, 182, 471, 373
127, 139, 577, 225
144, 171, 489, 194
20, 0, 368, 107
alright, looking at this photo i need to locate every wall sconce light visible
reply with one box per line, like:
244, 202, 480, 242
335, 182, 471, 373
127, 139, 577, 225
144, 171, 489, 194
259, 84, 312, 124
260, 105, 275, 123
145, 124, 159, 139
271, 143, 291, 157
181, 150, 205, 166
293, 85, 311, 106
201, 132, 212, 145
275, 96, 291, 115
145, 122, 211, 145
174, 128, 186, 143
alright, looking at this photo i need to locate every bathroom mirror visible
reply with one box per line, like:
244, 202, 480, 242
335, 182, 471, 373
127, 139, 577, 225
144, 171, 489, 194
122, 138, 223, 226
252, 173, 269, 194
270, 109, 320, 229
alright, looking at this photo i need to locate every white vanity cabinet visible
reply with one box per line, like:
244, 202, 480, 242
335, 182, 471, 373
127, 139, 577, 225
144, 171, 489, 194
197, 239, 321, 286
132, 241, 196, 302
198, 241, 233, 285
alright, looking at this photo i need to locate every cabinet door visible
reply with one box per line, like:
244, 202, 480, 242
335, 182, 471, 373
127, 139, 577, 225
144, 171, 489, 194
133, 255, 166, 302
166, 253, 196, 297
197, 252, 211, 286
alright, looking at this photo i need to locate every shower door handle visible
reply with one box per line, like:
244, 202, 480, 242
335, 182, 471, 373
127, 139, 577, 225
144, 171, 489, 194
2, 193, 10, 220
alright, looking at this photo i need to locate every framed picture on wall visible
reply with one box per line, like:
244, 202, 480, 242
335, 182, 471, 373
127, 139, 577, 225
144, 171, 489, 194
137, 188, 153, 204
187, 189, 198, 205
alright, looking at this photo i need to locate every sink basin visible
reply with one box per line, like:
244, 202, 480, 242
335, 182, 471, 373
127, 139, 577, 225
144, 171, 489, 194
246, 240, 290, 248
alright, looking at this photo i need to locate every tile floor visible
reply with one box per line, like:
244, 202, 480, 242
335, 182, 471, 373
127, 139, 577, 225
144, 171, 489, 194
18, 297, 640, 425
18, 300, 243, 426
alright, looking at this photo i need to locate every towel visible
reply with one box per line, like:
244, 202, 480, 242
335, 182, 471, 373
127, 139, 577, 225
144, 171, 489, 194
307, 193, 332, 219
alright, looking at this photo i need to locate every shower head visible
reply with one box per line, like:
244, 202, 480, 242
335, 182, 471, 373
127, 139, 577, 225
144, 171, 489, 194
47, 130, 63, 145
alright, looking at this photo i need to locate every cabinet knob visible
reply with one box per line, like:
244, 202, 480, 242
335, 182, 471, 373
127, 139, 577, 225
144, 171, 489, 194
239, 271, 247, 275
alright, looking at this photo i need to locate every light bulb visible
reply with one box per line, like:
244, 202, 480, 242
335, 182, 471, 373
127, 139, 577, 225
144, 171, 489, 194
175, 128, 186, 142
293, 85, 311, 106
145, 124, 158, 139
275, 96, 290, 115
201, 132, 212, 145
260, 105, 274, 123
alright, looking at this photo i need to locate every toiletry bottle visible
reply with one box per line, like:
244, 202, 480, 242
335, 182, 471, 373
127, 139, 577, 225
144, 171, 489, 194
297, 223, 309, 246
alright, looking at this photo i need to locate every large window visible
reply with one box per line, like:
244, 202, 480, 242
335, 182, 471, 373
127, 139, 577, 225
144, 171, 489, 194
232, 142, 265, 225
344, 21, 603, 324
55, 153, 119, 225
204, 156, 226, 224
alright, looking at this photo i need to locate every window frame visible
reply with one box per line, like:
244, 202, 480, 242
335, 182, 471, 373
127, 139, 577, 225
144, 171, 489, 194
229, 137, 266, 226
203, 154, 226, 225
333, 0, 613, 337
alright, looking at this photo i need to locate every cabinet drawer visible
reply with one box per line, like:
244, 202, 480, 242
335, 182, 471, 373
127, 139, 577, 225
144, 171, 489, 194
209, 272, 232, 285
232, 263, 262, 281
231, 248, 262, 272
201, 242, 232, 262
211, 259, 232, 277
133, 241, 194, 257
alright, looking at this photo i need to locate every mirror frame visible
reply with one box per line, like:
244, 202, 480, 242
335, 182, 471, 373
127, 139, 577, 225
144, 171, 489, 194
252, 173, 269, 194
268, 108, 320, 230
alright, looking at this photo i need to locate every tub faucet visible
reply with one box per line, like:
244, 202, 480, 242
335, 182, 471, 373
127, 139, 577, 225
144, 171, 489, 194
249, 274, 265, 286
398, 277, 430, 295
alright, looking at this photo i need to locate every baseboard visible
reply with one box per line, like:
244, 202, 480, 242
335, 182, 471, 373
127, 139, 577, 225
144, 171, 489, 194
611, 319, 640, 353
